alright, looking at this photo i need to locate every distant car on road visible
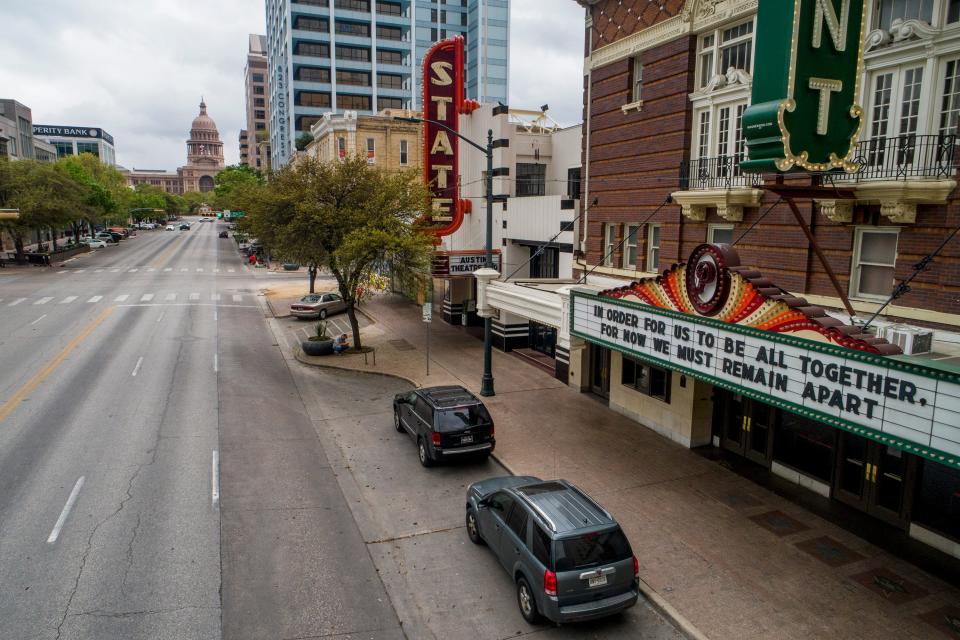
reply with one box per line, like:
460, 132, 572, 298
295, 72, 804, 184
290, 292, 347, 319
179, 223, 190, 230
95, 232, 119, 243
218, 230, 229, 238
165, 224, 176, 231
84, 238, 108, 248
465, 477, 639, 625
393, 385, 495, 467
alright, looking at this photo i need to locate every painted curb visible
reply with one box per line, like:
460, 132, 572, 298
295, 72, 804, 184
293, 349, 421, 388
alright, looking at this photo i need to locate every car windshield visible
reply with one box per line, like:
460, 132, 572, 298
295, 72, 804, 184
435, 405, 491, 432
554, 529, 631, 572
300, 295, 322, 303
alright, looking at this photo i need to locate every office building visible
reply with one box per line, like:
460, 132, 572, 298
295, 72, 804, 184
264, 0, 510, 167
243, 34, 271, 171
32, 124, 117, 165
303, 108, 422, 168
0, 99, 41, 161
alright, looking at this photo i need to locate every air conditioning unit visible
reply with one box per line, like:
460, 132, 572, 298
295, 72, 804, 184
884, 324, 934, 355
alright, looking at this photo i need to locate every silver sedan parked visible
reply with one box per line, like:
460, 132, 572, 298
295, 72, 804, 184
290, 292, 348, 319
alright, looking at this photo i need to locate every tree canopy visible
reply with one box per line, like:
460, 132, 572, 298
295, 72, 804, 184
239, 155, 434, 349
212, 164, 263, 211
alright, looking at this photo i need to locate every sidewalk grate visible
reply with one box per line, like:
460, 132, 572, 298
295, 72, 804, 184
388, 339, 416, 351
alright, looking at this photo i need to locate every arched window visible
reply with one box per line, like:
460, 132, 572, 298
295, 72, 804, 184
198, 175, 215, 192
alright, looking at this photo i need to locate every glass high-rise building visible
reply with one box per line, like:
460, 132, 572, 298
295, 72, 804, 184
265, 0, 510, 167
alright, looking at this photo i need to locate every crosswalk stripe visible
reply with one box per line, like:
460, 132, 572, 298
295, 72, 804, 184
87, 296, 102, 303
211, 294, 221, 301
214, 268, 220, 272
74, 270, 85, 274
140, 294, 154, 302
8, 298, 25, 306
189, 293, 200, 301
110, 269, 120, 273
163, 268, 172, 272
181, 268, 188, 272
34, 297, 54, 305
228, 268, 235, 273
95, 269, 104, 273
232, 294, 242, 302
114, 294, 129, 302
165, 293, 176, 301
59, 296, 78, 304
146, 268, 155, 272
128, 268, 138, 273
196, 268, 203, 272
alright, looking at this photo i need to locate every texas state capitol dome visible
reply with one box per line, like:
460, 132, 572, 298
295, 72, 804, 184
179, 99, 225, 193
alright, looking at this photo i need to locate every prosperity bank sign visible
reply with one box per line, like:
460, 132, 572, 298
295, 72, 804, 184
571, 290, 960, 470
741, 0, 867, 173
422, 37, 466, 238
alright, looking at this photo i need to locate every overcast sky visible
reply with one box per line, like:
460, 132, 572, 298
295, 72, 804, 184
0, 0, 585, 171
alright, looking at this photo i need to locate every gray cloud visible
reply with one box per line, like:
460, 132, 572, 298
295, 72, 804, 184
0, 0, 584, 170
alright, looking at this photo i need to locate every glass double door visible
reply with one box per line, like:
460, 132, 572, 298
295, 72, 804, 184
719, 392, 774, 466
834, 432, 916, 529
590, 345, 610, 398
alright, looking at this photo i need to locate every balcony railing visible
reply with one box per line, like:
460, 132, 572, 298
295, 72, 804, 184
832, 134, 958, 182
679, 155, 763, 190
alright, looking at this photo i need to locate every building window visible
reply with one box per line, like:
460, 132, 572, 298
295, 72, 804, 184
567, 167, 581, 200
379, 97, 405, 109
255, 109, 266, 119
77, 142, 100, 157
334, 0, 370, 11
621, 357, 671, 403
708, 224, 734, 245
337, 69, 370, 86
377, 1, 402, 16
297, 91, 331, 107
876, 0, 933, 31
950, 0, 960, 23
335, 21, 370, 37
376, 25, 402, 40
400, 139, 409, 165
623, 225, 639, 269
851, 228, 899, 300
339, 94, 371, 110
515, 163, 546, 197
336, 45, 370, 61
630, 56, 643, 103
773, 412, 836, 483
698, 20, 753, 88
646, 224, 660, 272
298, 66, 331, 83
338, 136, 347, 158
255, 122, 266, 131
295, 42, 330, 57
913, 460, 960, 541
696, 111, 711, 159
378, 73, 404, 89
603, 223, 616, 266
366, 137, 375, 163
53, 141, 74, 157
940, 58, 960, 136
294, 16, 328, 32
254, 97, 265, 107
377, 49, 403, 65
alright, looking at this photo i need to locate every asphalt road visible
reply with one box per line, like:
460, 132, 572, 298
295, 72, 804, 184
0, 219, 679, 639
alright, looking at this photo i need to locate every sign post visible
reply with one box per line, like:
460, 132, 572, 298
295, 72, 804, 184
422, 302, 432, 376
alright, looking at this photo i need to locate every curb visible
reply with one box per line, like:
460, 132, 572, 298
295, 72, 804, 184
293, 348, 420, 388
490, 451, 709, 640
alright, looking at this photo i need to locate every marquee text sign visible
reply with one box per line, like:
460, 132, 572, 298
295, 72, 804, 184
571, 290, 960, 470
432, 251, 501, 277
741, 0, 866, 173
422, 37, 465, 238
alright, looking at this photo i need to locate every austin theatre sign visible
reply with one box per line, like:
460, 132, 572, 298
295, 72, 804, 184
571, 245, 960, 471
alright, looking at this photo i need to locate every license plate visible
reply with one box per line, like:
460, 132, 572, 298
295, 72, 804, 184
460, 434, 474, 444
588, 575, 608, 588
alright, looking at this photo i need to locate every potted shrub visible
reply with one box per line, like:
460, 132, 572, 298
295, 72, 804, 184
301, 320, 334, 356
282, 262, 300, 271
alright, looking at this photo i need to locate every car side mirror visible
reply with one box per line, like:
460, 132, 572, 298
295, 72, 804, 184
477, 498, 489, 509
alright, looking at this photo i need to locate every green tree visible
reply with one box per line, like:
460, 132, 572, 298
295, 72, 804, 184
213, 164, 263, 211
295, 132, 314, 152
127, 184, 169, 222
59, 155, 132, 232
239, 155, 433, 349
0, 159, 85, 262
181, 191, 208, 214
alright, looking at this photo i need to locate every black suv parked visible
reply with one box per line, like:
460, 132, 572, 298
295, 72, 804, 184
393, 386, 495, 467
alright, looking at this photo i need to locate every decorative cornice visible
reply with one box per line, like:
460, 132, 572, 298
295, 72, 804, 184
689, 67, 752, 99
671, 187, 763, 221
815, 199, 854, 223
864, 18, 937, 53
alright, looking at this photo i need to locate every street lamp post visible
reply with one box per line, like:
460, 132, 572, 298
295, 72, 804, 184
394, 116, 496, 396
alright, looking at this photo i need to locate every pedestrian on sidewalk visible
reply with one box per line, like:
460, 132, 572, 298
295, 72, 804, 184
333, 333, 350, 355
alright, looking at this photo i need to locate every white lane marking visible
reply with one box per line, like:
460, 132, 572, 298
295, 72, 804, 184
211, 450, 220, 508
210, 293, 220, 301
227, 268, 235, 273
213, 310, 218, 321
59, 270, 71, 275
157, 311, 166, 323
114, 294, 129, 302
214, 268, 220, 273
74, 270, 85, 274
86, 295, 103, 303
189, 293, 200, 301
165, 293, 176, 301
146, 268, 155, 272
196, 268, 203, 272
95, 269, 104, 273
59, 296, 78, 304
213, 353, 218, 372
110, 268, 120, 273
34, 297, 54, 305
181, 268, 188, 272
164, 268, 172, 272
128, 268, 138, 273
131, 355, 144, 377
8, 298, 26, 306
140, 293, 154, 302
232, 294, 242, 302
47, 476, 85, 544
30, 314, 47, 326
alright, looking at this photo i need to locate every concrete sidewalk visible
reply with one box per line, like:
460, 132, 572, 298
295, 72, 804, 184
275, 289, 960, 640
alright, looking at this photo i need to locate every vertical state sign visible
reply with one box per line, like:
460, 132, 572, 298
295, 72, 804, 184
423, 37, 465, 238
741, 0, 867, 173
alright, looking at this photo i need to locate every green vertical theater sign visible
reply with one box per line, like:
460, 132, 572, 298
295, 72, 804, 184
741, 0, 867, 173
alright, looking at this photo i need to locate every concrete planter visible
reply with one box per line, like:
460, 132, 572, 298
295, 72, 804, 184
302, 339, 334, 356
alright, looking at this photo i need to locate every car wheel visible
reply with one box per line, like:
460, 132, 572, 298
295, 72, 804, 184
319, 309, 327, 319
393, 409, 405, 432
517, 577, 542, 624
417, 438, 434, 467
466, 508, 484, 545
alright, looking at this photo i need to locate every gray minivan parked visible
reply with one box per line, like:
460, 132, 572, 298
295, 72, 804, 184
465, 476, 638, 624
